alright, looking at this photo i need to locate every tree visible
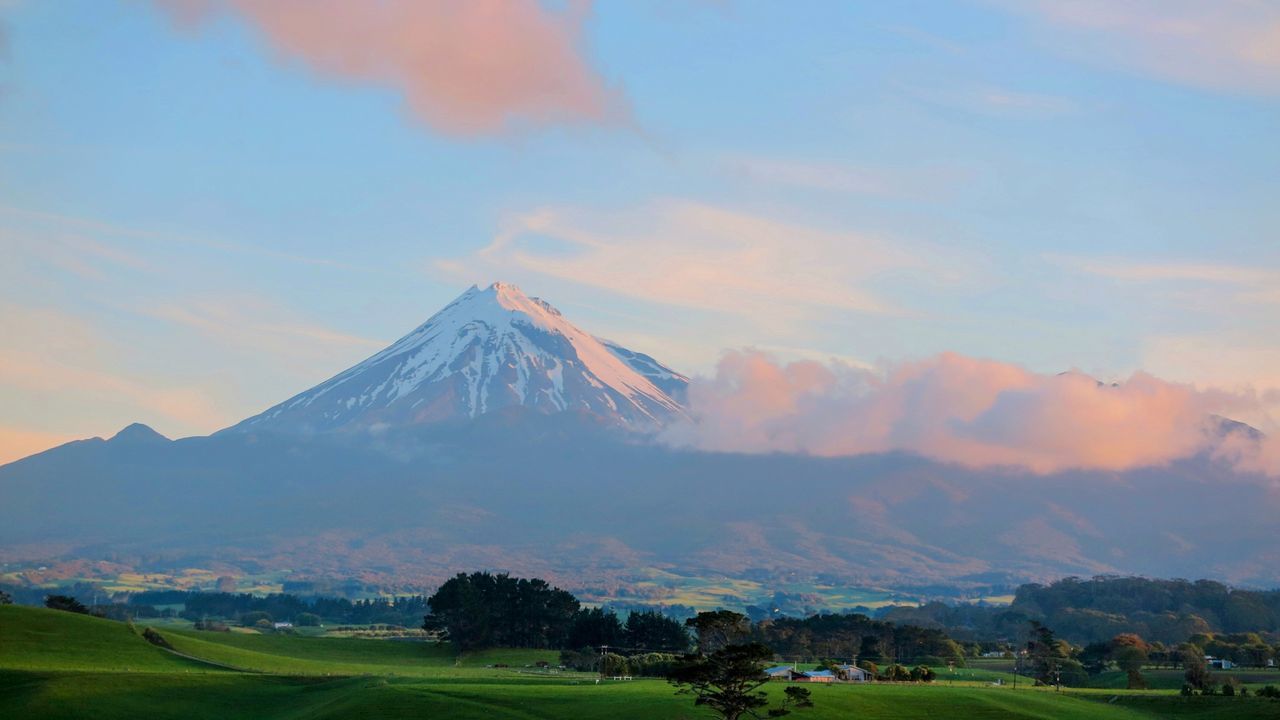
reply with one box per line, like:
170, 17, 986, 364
859, 635, 887, 664
668, 643, 813, 720
1181, 645, 1214, 692
568, 607, 624, 649
686, 611, 751, 654
423, 572, 579, 650
1025, 621, 1070, 686
296, 612, 321, 627
240, 611, 272, 627
910, 665, 936, 682
625, 610, 691, 652
0, 589, 12, 605
1080, 642, 1111, 676
1111, 634, 1149, 689
45, 595, 88, 614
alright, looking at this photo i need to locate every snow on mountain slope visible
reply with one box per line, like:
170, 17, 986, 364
225, 283, 688, 434
599, 339, 690, 403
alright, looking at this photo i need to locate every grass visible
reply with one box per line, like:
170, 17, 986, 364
0, 605, 219, 674
3, 605, 1279, 719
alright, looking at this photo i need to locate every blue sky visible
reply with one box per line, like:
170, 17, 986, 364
1, 0, 1277, 460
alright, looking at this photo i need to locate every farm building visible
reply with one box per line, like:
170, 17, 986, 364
1205, 656, 1234, 670
835, 664, 870, 682
797, 670, 835, 683
765, 665, 802, 681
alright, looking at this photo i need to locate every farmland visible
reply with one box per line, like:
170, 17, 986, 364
3, 606, 1278, 719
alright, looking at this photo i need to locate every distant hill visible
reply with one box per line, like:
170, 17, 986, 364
2, 414, 1278, 591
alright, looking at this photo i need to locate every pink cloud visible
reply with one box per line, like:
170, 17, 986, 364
158, 0, 626, 135
663, 350, 1279, 476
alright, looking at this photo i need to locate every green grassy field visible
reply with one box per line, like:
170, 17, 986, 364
3, 605, 1278, 719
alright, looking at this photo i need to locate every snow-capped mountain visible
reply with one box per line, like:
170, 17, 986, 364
224, 282, 688, 434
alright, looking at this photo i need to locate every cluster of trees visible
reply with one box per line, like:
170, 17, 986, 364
756, 611, 966, 665
1011, 577, 1280, 643
1080, 633, 1152, 688
1002, 619, 1280, 692
882, 576, 1280, 653
862, 662, 935, 682
423, 572, 692, 652
559, 649, 683, 677
422, 572, 580, 650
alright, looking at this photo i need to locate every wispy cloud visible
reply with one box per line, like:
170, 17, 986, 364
977, 87, 1077, 114
437, 199, 948, 332
716, 155, 967, 198
903, 83, 1079, 117
0, 210, 392, 446
0, 204, 379, 273
1055, 255, 1280, 306
992, 0, 1280, 95
141, 296, 386, 358
0, 301, 233, 434
156, 0, 628, 136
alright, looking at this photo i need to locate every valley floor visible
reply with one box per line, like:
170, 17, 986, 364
1, 606, 1276, 720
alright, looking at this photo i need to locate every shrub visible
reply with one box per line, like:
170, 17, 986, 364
240, 611, 272, 627
141, 627, 173, 650
628, 652, 680, 677
884, 664, 912, 682
45, 595, 89, 614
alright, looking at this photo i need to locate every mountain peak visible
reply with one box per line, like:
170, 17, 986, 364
225, 283, 688, 434
109, 423, 170, 444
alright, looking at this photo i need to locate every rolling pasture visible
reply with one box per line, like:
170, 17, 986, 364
2, 605, 1277, 719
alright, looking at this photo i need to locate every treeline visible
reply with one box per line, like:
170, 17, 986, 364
757, 612, 965, 664
424, 572, 964, 679
123, 590, 429, 627
882, 576, 1280, 646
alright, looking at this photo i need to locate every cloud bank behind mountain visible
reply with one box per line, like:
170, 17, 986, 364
663, 350, 1280, 477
